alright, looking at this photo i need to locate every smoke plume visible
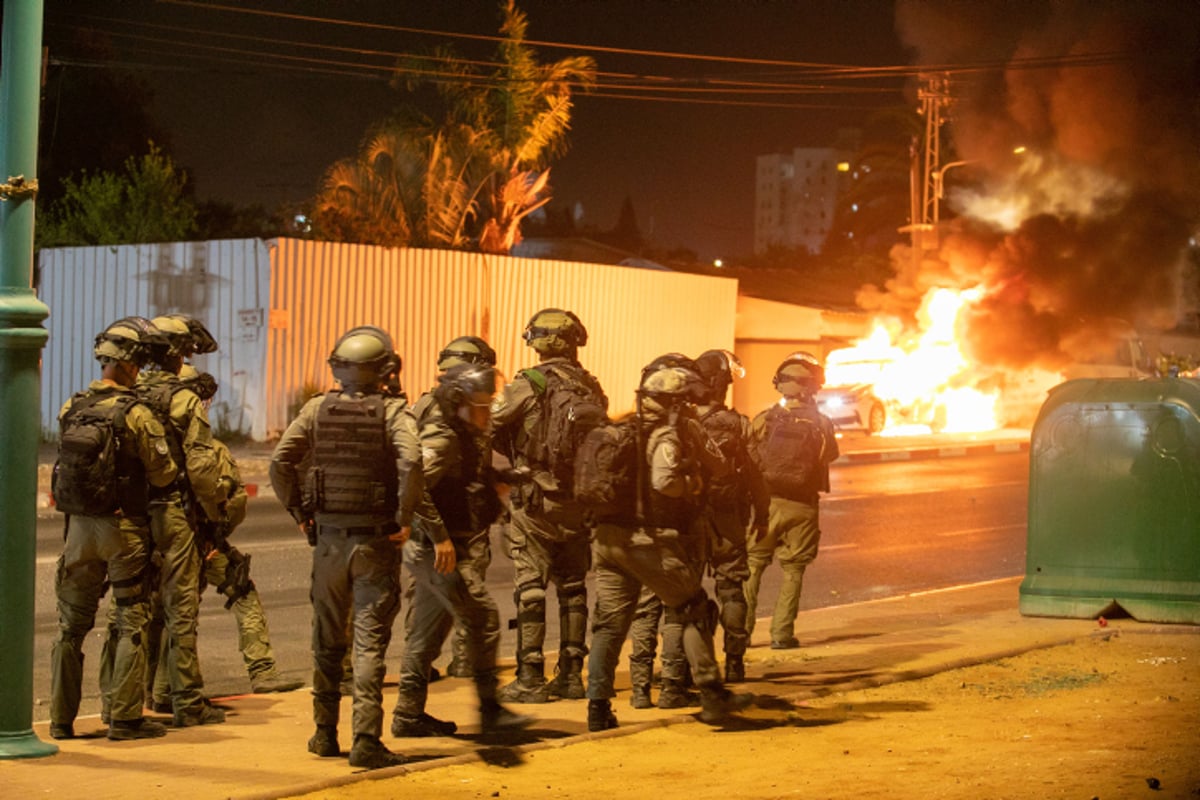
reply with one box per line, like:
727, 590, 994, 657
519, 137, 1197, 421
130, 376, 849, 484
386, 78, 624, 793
878, 0, 1200, 370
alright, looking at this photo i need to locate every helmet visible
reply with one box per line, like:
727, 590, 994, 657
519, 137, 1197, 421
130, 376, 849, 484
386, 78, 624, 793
522, 308, 588, 355
93, 316, 163, 366
150, 314, 218, 359
773, 351, 825, 397
638, 351, 706, 404
437, 336, 497, 371
436, 363, 498, 408
328, 325, 401, 389
694, 349, 745, 400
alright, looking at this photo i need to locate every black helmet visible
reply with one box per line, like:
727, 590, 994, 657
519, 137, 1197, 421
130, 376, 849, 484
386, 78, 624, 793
328, 325, 401, 390
93, 316, 163, 366
773, 351, 825, 396
151, 314, 218, 359
522, 308, 588, 355
436, 363, 498, 410
437, 336, 497, 371
695, 349, 745, 400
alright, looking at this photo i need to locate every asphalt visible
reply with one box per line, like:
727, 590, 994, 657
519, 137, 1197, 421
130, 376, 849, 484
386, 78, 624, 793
9, 427, 1131, 800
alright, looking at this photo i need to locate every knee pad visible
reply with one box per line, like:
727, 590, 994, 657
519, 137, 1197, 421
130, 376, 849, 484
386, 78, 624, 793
715, 579, 745, 607
516, 581, 547, 610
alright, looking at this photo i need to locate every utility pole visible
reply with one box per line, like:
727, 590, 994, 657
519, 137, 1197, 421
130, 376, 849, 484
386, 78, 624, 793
0, 0, 55, 760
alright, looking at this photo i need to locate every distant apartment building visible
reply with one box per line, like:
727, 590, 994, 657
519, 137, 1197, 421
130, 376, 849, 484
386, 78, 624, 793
754, 135, 858, 255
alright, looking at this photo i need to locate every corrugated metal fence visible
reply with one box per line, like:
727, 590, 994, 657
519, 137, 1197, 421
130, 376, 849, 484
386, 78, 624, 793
40, 238, 738, 439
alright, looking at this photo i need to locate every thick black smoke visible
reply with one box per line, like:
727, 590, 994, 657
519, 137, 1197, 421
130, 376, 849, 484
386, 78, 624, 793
876, 0, 1200, 369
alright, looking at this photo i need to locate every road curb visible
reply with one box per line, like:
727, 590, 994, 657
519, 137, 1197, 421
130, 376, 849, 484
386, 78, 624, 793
836, 439, 1029, 464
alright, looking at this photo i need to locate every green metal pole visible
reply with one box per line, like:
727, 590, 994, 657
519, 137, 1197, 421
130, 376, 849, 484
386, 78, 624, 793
0, 0, 56, 759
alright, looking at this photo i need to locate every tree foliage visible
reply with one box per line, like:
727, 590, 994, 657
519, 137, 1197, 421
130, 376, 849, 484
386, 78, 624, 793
37, 143, 198, 248
312, 0, 595, 252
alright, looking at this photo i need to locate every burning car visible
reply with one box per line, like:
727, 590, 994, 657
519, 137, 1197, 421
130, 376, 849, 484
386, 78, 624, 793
816, 359, 888, 435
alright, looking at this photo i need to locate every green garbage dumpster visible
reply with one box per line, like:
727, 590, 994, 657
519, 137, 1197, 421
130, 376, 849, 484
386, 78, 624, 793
1020, 377, 1200, 624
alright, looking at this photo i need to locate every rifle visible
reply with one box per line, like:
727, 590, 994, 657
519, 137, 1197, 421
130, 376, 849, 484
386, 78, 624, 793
200, 516, 255, 609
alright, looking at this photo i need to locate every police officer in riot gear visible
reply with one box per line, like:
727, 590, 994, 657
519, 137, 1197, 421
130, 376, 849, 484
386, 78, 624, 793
138, 364, 303, 705
50, 318, 178, 741
392, 362, 533, 737
100, 313, 229, 727
693, 349, 770, 682
585, 358, 752, 732
745, 352, 839, 650
270, 326, 433, 769
491, 309, 608, 702
405, 335, 499, 680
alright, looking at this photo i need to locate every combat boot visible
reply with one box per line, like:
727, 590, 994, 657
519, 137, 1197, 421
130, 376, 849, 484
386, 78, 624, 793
251, 669, 305, 694
445, 657, 474, 678
497, 662, 552, 703
348, 735, 407, 769
108, 718, 168, 741
656, 678, 699, 709
480, 699, 535, 733
391, 712, 458, 738
724, 654, 745, 684
629, 684, 653, 709
697, 684, 754, 725
547, 656, 585, 700
587, 699, 618, 732
49, 723, 74, 740
173, 700, 226, 727
307, 724, 340, 757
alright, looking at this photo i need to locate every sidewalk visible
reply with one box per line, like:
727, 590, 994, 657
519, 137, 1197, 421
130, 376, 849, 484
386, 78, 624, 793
4, 576, 1151, 800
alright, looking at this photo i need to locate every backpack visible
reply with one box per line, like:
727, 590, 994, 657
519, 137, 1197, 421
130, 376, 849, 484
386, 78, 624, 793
52, 393, 140, 516
523, 363, 608, 494
700, 407, 747, 506
573, 419, 640, 521
755, 404, 828, 500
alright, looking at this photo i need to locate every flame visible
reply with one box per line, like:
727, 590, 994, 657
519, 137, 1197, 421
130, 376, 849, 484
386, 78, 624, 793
825, 287, 1001, 435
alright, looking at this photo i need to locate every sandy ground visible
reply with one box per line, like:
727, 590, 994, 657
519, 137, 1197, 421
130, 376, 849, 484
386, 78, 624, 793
284, 630, 1199, 800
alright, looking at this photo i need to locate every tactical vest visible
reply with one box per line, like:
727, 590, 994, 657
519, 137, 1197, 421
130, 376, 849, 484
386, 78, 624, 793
53, 392, 149, 517
136, 378, 190, 495
429, 423, 502, 533
310, 392, 398, 516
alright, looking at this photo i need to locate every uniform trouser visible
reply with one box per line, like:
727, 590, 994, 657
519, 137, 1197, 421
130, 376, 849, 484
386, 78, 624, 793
705, 508, 751, 657
403, 533, 491, 670
744, 496, 820, 643
134, 548, 277, 704
393, 530, 500, 719
52, 515, 151, 726
146, 500, 206, 716
310, 527, 401, 740
505, 505, 590, 669
586, 524, 720, 701
627, 586, 661, 690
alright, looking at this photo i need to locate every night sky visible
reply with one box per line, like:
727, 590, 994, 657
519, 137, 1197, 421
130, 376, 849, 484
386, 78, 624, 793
37, 0, 1200, 279
40, 0, 912, 261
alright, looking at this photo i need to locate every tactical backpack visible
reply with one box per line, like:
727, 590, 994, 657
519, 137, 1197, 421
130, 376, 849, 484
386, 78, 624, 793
573, 418, 641, 522
699, 406, 748, 506
522, 363, 608, 494
52, 393, 144, 516
754, 404, 828, 501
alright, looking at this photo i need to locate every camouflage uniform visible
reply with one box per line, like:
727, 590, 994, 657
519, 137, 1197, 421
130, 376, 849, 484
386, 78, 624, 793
50, 381, 177, 739
491, 356, 606, 701
270, 389, 429, 753
744, 395, 839, 647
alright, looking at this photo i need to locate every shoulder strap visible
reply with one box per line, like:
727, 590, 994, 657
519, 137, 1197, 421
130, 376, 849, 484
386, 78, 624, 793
520, 367, 548, 396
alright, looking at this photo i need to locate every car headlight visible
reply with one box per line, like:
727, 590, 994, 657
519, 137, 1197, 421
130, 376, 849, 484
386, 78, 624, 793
822, 395, 845, 409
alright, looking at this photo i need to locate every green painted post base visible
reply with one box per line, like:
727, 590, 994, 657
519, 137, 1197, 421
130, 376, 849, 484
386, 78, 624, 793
0, 730, 58, 759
